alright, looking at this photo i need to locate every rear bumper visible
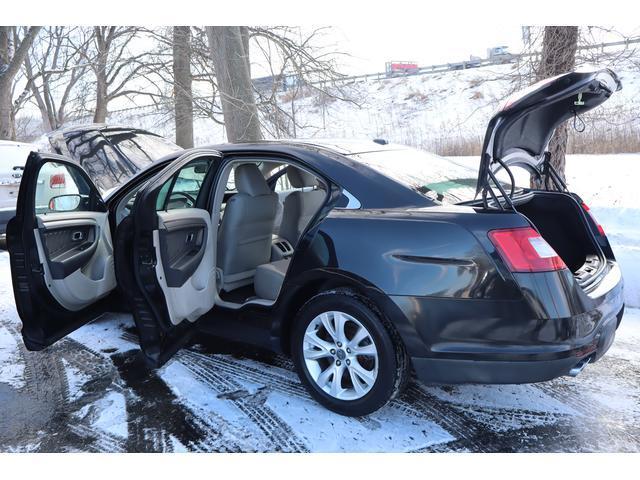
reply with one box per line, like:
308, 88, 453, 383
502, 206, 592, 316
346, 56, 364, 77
0, 207, 15, 236
411, 306, 621, 384
388, 262, 624, 384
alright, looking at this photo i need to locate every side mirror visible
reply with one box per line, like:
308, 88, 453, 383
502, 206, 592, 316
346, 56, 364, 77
48, 194, 82, 212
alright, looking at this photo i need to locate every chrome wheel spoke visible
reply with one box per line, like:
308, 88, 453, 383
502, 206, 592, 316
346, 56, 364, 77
303, 347, 332, 360
320, 313, 337, 342
333, 312, 348, 345
353, 343, 377, 356
330, 364, 346, 398
304, 330, 333, 352
349, 326, 369, 348
316, 363, 334, 389
348, 366, 367, 396
349, 361, 376, 388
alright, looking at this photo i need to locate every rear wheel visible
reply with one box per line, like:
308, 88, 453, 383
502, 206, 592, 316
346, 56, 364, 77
291, 289, 408, 416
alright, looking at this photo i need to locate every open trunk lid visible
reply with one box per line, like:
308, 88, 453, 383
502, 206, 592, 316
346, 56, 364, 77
476, 69, 622, 195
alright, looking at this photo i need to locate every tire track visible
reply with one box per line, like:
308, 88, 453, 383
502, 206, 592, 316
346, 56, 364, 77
183, 349, 308, 399
179, 352, 309, 452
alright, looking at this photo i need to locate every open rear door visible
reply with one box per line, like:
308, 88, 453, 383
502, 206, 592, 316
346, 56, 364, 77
7, 152, 117, 350
124, 149, 222, 367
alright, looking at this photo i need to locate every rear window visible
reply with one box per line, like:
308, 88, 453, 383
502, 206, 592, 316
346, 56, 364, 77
350, 148, 479, 204
58, 130, 181, 193
106, 132, 181, 170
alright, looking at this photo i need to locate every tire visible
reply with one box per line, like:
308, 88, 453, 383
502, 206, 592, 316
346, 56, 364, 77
291, 289, 408, 416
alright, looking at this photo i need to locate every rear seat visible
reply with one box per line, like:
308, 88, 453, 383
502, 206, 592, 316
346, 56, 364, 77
254, 259, 290, 300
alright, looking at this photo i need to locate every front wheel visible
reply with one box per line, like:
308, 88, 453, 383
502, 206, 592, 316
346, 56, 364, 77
291, 290, 408, 416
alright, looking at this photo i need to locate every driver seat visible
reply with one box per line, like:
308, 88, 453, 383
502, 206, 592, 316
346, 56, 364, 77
217, 164, 278, 292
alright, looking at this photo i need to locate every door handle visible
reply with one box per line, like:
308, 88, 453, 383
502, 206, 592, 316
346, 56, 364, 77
186, 232, 195, 243
71, 231, 84, 242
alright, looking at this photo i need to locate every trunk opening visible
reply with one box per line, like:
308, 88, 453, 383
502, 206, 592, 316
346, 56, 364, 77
513, 191, 605, 285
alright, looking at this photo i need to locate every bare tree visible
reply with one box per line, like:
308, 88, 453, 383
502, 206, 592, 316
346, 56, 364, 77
76, 26, 166, 123
0, 26, 41, 140
206, 26, 262, 142
22, 26, 90, 132
172, 26, 194, 147
249, 26, 350, 138
536, 26, 579, 182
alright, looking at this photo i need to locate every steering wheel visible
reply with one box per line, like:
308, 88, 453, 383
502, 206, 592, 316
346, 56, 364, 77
168, 191, 196, 208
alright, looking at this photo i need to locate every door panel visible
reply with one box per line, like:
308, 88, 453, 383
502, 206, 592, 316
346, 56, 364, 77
34, 211, 116, 311
154, 209, 216, 324
127, 149, 222, 366
7, 152, 116, 350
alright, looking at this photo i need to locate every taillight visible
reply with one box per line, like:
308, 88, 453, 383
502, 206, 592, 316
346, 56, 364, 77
49, 173, 66, 189
581, 202, 605, 236
488, 227, 567, 273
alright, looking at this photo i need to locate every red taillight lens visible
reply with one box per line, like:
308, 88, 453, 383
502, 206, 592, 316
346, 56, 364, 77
581, 202, 605, 236
488, 227, 567, 273
49, 173, 66, 189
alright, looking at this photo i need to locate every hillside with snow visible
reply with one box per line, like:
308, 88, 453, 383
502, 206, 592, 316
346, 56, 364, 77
113, 60, 640, 154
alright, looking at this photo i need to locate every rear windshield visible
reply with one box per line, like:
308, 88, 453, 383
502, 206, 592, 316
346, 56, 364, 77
106, 131, 181, 170
350, 148, 479, 204
59, 130, 181, 193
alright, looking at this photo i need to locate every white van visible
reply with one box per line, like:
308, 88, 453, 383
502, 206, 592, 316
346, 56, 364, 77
0, 141, 36, 236
0, 141, 72, 237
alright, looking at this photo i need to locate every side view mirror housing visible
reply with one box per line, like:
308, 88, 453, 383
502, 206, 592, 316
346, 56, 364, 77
48, 194, 82, 212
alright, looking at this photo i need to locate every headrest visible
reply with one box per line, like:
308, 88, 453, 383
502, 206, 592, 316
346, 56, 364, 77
235, 164, 271, 196
287, 167, 318, 188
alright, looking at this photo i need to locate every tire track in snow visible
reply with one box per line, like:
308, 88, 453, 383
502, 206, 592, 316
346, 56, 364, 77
179, 351, 309, 452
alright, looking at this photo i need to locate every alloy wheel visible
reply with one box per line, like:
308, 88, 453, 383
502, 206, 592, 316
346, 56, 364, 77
302, 310, 379, 400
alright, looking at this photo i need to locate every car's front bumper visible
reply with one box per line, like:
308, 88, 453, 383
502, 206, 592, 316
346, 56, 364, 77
388, 261, 624, 384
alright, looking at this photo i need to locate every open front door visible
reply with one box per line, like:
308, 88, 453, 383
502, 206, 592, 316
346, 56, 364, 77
126, 149, 221, 367
7, 152, 117, 350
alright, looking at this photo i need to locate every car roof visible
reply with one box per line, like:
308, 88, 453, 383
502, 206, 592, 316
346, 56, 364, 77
209, 138, 407, 156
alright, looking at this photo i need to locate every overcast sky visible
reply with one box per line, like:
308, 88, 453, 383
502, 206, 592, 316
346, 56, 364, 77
250, 25, 640, 78
330, 25, 525, 75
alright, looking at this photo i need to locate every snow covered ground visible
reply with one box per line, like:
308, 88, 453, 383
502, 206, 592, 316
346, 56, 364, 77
0, 151, 639, 452
0, 268, 638, 452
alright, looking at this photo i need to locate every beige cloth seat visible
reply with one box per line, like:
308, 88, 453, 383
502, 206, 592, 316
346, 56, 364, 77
217, 164, 278, 292
254, 259, 290, 300
279, 167, 325, 245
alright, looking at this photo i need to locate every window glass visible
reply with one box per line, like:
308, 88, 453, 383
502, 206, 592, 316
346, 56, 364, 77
110, 133, 182, 170
274, 171, 293, 192
352, 148, 526, 204
225, 167, 236, 191
34, 162, 94, 215
156, 157, 212, 211
62, 130, 181, 194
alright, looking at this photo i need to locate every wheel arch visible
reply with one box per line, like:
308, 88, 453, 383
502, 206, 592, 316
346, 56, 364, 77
274, 268, 421, 358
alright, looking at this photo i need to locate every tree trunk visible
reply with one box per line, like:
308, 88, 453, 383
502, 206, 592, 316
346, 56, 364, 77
172, 26, 194, 148
0, 79, 14, 140
0, 26, 41, 140
537, 26, 579, 184
93, 62, 108, 123
206, 26, 262, 142
93, 28, 109, 124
